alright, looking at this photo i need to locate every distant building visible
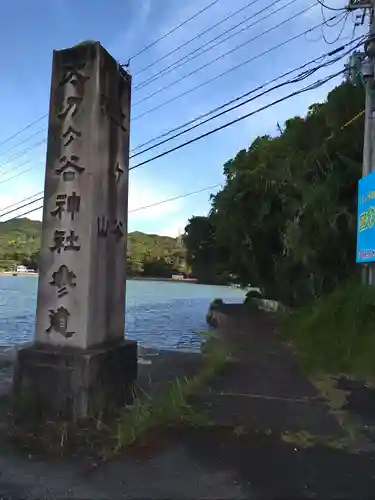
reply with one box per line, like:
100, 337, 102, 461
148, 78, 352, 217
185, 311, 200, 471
16, 265, 28, 273
171, 274, 185, 280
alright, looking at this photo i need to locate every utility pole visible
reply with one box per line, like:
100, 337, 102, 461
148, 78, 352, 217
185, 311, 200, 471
348, 0, 375, 284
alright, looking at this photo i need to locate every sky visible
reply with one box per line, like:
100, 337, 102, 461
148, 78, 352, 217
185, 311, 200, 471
0, 0, 366, 237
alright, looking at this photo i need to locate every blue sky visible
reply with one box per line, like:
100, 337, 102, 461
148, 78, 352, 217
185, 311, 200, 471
0, 0, 365, 236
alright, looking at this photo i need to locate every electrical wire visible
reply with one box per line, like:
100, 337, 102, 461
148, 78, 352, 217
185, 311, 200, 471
321, 9, 350, 44
0, 195, 44, 218
131, 35, 365, 153
0, 139, 45, 177
0, 1, 349, 159
123, 0, 223, 64
129, 183, 222, 212
0, 164, 38, 186
134, 0, 297, 92
1, 203, 42, 221
134, 0, 264, 77
1, 33, 363, 189
129, 69, 346, 172
0, 128, 46, 159
0, 2, 223, 147
130, 48, 362, 159
0, 2, 333, 160
2, 36, 361, 212
132, 1, 317, 107
3, 82, 365, 224
3, 183, 223, 222
132, 12, 340, 121
316, 0, 348, 11
0, 190, 43, 214
0, 0, 305, 167
0, 114, 47, 150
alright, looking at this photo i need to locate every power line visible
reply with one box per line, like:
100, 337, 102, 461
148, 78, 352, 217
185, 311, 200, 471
320, 9, 350, 44
130, 56, 359, 159
0, 139, 45, 176
3, 85, 364, 224
0, 128, 46, 159
129, 69, 345, 172
0, 3, 223, 150
132, 0, 315, 107
132, 12, 340, 121
0, 190, 43, 214
0, 164, 39, 186
2, 33, 360, 190
123, 0, 223, 63
0, 4, 339, 161
133, 0, 294, 92
130, 36, 364, 155
4, 183, 223, 222
129, 183, 222, 213
316, 0, 348, 11
0, 195, 44, 218
0, 0, 297, 169
134, 0, 263, 77
1, 203, 42, 221
0, 114, 47, 150
0, 1, 320, 162
0, 0, 339, 163
3, 38, 360, 211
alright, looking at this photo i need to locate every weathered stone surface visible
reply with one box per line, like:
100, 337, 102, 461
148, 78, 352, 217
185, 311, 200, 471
13, 340, 137, 420
35, 41, 131, 349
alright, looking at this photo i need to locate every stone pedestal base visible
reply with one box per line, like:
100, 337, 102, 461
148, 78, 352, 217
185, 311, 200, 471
12, 340, 137, 421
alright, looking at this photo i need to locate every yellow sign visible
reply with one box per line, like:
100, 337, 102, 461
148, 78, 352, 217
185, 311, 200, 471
359, 206, 375, 232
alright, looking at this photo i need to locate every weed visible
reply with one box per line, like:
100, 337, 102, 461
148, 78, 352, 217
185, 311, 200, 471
278, 281, 375, 379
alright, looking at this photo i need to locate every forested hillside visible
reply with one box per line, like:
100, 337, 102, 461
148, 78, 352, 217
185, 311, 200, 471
0, 219, 188, 277
183, 80, 365, 304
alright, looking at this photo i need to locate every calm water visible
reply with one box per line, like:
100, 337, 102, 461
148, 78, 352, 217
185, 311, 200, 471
0, 276, 245, 352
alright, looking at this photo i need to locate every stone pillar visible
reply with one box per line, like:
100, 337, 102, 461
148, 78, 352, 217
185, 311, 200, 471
13, 42, 137, 420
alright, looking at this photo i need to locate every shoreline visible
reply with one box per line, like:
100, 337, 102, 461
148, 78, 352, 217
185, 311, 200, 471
0, 272, 198, 282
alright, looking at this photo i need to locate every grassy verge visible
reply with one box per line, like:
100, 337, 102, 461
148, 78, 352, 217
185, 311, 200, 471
108, 333, 229, 460
10, 331, 231, 465
278, 281, 375, 379
278, 281, 375, 449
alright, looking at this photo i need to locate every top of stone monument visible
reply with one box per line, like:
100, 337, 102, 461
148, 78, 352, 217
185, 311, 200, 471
73, 40, 99, 47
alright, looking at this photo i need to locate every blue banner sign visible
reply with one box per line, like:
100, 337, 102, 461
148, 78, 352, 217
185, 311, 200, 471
357, 171, 375, 263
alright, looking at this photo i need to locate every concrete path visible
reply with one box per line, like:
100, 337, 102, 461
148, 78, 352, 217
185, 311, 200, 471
0, 308, 375, 499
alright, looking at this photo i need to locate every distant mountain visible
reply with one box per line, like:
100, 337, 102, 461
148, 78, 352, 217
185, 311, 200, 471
0, 218, 188, 277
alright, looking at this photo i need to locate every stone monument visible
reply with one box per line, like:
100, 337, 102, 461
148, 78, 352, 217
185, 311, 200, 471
12, 41, 137, 420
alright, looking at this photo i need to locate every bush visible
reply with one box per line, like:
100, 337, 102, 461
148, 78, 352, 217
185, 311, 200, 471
279, 281, 375, 378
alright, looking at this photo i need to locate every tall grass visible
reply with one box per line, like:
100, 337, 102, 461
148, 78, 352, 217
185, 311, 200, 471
111, 333, 230, 455
279, 281, 375, 378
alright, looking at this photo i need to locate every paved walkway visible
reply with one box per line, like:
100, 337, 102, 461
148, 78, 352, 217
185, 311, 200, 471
0, 307, 375, 498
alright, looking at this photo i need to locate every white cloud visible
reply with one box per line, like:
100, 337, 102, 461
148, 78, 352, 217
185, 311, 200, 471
128, 173, 183, 221
158, 218, 188, 237
0, 169, 182, 226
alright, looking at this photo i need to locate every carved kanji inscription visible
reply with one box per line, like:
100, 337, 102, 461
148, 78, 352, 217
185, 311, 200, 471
51, 192, 81, 221
58, 96, 83, 120
56, 155, 85, 181
50, 265, 77, 297
46, 306, 74, 338
50, 230, 81, 253
100, 94, 127, 131
62, 126, 82, 147
59, 63, 90, 93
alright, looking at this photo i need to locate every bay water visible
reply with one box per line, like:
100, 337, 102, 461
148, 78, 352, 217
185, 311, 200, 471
0, 276, 245, 352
